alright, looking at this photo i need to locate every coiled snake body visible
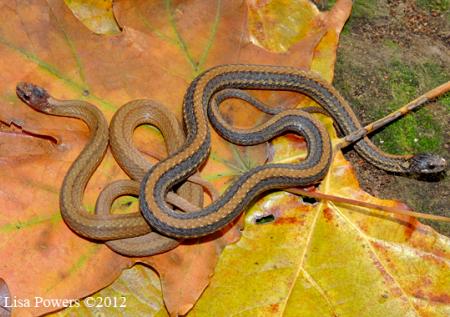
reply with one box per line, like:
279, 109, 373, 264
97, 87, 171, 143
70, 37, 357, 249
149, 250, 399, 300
15, 85, 210, 246
16, 64, 447, 246
139, 64, 446, 238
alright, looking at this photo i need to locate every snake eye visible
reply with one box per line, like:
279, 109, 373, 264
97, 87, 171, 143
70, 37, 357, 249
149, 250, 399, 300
32, 86, 46, 98
410, 154, 447, 174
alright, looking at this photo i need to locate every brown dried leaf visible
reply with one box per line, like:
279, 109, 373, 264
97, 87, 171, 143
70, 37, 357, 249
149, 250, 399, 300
0, 0, 352, 315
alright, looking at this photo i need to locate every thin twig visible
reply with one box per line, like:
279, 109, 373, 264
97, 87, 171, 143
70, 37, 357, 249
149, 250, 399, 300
285, 187, 450, 222
338, 81, 450, 148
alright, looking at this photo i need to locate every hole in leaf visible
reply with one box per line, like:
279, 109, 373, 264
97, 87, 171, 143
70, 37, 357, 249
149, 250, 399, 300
122, 201, 133, 207
255, 214, 275, 224
302, 196, 317, 204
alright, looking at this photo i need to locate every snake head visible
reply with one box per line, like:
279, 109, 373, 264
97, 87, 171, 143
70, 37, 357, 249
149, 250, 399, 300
16, 82, 51, 112
409, 153, 447, 174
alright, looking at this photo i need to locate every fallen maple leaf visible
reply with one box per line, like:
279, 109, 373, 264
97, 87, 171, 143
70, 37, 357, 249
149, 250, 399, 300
0, 0, 351, 315
4, 0, 446, 317
189, 152, 450, 316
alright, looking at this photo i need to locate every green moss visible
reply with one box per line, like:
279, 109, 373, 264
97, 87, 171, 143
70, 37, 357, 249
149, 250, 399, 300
370, 61, 448, 155
327, 0, 385, 34
416, 0, 449, 12
352, 0, 379, 18
440, 92, 450, 107
329, 0, 449, 157
327, 0, 379, 18
331, 0, 449, 234
383, 39, 399, 50
334, 56, 448, 156
373, 108, 443, 155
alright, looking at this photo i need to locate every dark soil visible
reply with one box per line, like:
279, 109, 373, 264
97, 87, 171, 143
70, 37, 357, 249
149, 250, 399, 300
329, 0, 449, 234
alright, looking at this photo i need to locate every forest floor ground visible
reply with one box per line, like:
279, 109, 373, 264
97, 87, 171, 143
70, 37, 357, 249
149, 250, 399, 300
327, 0, 449, 234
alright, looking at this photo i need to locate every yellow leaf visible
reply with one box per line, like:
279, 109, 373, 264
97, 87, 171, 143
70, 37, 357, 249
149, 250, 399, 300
248, 0, 320, 52
57, 265, 168, 316
190, 154, 450, 316
64, 0, 120, 35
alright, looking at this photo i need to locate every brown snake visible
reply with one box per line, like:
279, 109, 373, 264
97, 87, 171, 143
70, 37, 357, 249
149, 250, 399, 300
16, 84, 216, 249
95, 100, 218, 256
16, 65, 446, 246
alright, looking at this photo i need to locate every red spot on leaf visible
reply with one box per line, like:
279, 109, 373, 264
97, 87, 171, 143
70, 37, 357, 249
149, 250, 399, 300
274, 216, 304, 226
403, 222, 416, 240
413, 290, 450, 303
358, 221, 368, 233
323, 208, 333, 222
367, 248, 404, 298
284, 133, 307, 150
269, 303, 280, 313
